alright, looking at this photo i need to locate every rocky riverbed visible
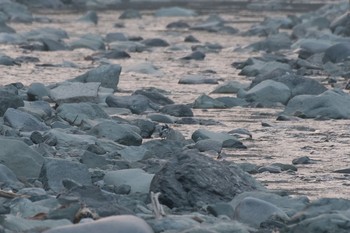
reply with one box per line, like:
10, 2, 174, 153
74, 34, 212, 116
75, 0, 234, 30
0, 0, 350, 232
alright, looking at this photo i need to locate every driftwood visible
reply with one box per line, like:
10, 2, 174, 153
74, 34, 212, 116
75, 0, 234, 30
0, 190, 29, 199
150, 191, 166, 219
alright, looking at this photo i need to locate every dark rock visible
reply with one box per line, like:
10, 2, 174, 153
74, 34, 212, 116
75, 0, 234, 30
214, 97, 248, 108
193, 139, 222, 153
105, 32, 128, 42
238, 80, 291, 106
88, 121, 142, 146
323, 43, 350, 63
207, 202, 235, 219
160, 104, 193, 117
133, 87, 174, 106
109, 41, 147, 53
100, 49, 130, 59
78, 11, 98, 24
330, 11, 350, 36
80, 151, 109, 169
30, 131, 44, 144
49, 82, 100, 104
0, 139, 44, 178
193, 94, 226, 109
130, 119, 156, 138
147, 113, 177, 124
258, 165, 282, 174
141, 38, 169, 47
39, 158, 91, 193
70, 34, 105, 50
4, 108, 50, 131
191, 15, 225, 32
292, 156, 312, 165
283, 89, 350, 119
150, 150, 264, 208
0, 164, 24, 190
20, 100, 52, 120
181, 51, 205, 60
247, 33, 292, 52
252, 73, 327, 98
234, 197, 289, 227
0, 88, 24, 116
106, 94, 159, 114
70, 64, 121, 91
211, 80, 249, 94
178, 74, 219, 84
104, 168, 154, 194
27, 82, 50, 100
0, 21, 15, 33
271, 163, 298, 172
119, 9, 141, 19
58, 185, 133, 217
166, 21, 190, 29
184, 35, 200, 43
0, 54, 18, 66
56, 102, 109, 126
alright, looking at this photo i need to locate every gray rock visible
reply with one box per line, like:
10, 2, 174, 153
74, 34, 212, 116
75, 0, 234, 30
43, 129, 97, 149
119, 9, 141, 19
0, 54, 18, 65
193, 94, 226, 109
251, 73, 327, 98
134, 87, 174, 105
39, 158, 91, 193
141, 38, 169, 47
125, 62, 163, 75
0, 139, 44, 178
192, 129, 244, 148
8, 197, 49, 218
141, 139, 189, 160
130, 118, 156, 138
0, 21, 15, 33
160, 104, 193, 117
104, 168, 154, 194
0, 32, 26, 44
17, 187, 48, 202
191, 15, 225, 32
230, 191, 309, 218
88, 121, 142, 146
194, 139, 222, 153
323, 42, 350, 63
247, 33, 291, 52
147, 113, 177, 124
105, 32, 128, 42
330, 11, 350, 36
178, 74, 219, 84
80, 151, 109, 169
185, 35, 200, 43
56, 102, 109, 126
4, 108, 50, 131
106, 94, 159, 114
205, 221, 253, 233
78, 11, 98, 25
150, 150, 264, 208
23, 27, 68, 41
1, 215, 71, 232
239, 80, 291, 106
234, 197, 289, 228
283, 89, 350, 119
155, 7, 197, 17
181, 51, 206, 60
211, 81, 249, 94
148, 216, 200, 233
20, 100, 52, 120
49, 82, 100, 105
292, 156, 312, 165
166, 20, 190, 29
207, 202, 235, 219
0, 164, 23, 189
0, 1, 33, 23
109, 41, 147, 52
214, 97, 248, 108
0, 88, 24, 116
70, 64, 121, 91
258, 165, 282, 174
44, 215, 153, 233
70, 34, 105, 50
239, 58, 291, 77
118, 146, 149, 162
27, 82, 50, 100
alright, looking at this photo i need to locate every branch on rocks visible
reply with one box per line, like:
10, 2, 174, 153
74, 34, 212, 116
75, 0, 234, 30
150, 191, 166, 219
0, 190, 29, 199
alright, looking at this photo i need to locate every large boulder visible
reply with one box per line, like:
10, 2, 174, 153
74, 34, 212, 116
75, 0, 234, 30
49, 82, 100, 105
104, 169, 154, 194
3, 108, 50, 131
0, 88, 24, 116
283, 89, 350, 119
88, 121, 142, 146
69, 64, 121, 91
56, 102, 109, 126
150, 150, 264, 209
43, 215, 153, 233
239, 80, 291, 105
39, 158, 91, 193
323, 43, 350, 63
0, 139, 44, 178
